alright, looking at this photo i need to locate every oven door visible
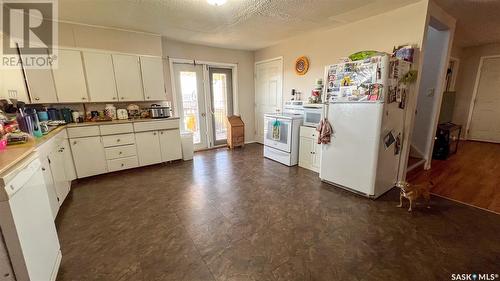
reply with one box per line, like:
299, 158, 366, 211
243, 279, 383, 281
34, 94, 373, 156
303, 108, 322, 127
264, 116, 292, 152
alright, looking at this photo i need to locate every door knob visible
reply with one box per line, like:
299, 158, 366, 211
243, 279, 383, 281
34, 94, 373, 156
201, 113, 206, 117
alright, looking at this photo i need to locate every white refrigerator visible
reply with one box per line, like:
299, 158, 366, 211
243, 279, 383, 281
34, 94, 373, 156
320, 55, 411, 198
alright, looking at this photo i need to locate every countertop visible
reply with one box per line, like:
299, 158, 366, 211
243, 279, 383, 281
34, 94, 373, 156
0, 126, 67, 175
0, 117, 181, 175
65, 117, 180, 128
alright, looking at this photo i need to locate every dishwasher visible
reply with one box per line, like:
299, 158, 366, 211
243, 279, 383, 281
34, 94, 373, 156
0, 154, 61, 281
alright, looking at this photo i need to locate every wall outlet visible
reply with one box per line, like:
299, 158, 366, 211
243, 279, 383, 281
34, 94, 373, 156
427, 88, 435, 97
8, 89, 18, 98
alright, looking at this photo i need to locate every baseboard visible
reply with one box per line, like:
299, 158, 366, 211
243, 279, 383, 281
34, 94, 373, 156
407, 158, 426, 172
244, 140, 259, 144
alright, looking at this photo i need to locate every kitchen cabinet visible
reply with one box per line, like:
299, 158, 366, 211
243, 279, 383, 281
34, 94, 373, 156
0, 52, 30, 103
40, 158, 59, 219
70, 136, 108, 178
298, 126, 321, 172
113, 54, 144, 102
159, 129, 182, 162
52, 49, 89, 103
140, 56, 166, 101
83, 52, 118, 102
22, 49, 58, 104
62, 140, 77, 181
48, 145, 70, 205
135, 131, 162, 166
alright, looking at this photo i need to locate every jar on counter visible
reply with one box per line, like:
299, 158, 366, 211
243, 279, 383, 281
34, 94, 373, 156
104, 104, 117, 120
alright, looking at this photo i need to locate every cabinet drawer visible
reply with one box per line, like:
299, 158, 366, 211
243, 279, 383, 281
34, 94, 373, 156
67, 126, 100, 138
107, 156, 138, 172
133, 119, 179, 132
300, 126, 318, 139
99, 123, 133, 135
101, 133, 135, 147
105, 144, 137, 160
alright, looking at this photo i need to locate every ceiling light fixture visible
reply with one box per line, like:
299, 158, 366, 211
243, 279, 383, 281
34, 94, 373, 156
207, 0, 227, 6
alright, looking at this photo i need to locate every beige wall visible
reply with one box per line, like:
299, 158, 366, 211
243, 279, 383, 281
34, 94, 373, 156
162, 38, 256, 142
452, 43, 500, 134
254, 1, 429, 102
57, 22, 162, 56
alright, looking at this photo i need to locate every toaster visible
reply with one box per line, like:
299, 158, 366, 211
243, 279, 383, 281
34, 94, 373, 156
149, 104, 171, 119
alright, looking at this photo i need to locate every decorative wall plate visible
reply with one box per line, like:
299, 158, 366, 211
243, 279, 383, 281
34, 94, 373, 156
295, 56, 309, 76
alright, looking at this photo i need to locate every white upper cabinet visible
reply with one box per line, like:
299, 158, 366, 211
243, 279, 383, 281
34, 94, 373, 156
112, 54, 144, 101
140, 56, 166, 101
52, 49, 89, 103
0, 54, 30, 103
83, 52, 118, 102
21, 49, 58, 104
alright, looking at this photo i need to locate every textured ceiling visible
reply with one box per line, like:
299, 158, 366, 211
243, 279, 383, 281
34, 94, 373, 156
57, 0, 419, 50
434, 0, 500, 47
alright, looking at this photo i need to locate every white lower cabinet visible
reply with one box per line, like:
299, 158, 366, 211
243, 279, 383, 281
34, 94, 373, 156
107, 156, 139, 172
70, 136, 108, 178
135, 131, 162, 166
159, 129, 182, 162
298, 126, 321, 172
49, 145, 71, 205
40, 158, 59, 219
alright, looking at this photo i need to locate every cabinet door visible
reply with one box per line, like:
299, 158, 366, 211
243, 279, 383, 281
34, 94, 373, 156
52, 49, 89, 103
159, 129, 182, 162
298, 137, 314, 170
62, 139, 76, 181
312, 143, 321, 172
70, 136, 108, 178
49, 146, 70, 205
140, 56, 166, 101
0, 52, 30, 103
22, 49, 58, 103
113, 54, 144, 101
40, 157, 59, 219
135, 131, 162, 166
83, 52, 118, 102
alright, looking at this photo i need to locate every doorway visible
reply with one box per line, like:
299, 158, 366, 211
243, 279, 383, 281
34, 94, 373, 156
409, 23, 452, 170
254, 57, 283, 144
467, 56, 500, 143
208, 68, 233, 146
171, 60, 236, 150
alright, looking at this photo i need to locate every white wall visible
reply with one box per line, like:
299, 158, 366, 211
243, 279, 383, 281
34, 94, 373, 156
411, 26, 450, 157
162, 38, 256, 142
254, 1, 429, 102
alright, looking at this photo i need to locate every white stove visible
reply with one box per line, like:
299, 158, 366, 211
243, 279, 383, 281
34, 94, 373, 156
263, 101, 304, 166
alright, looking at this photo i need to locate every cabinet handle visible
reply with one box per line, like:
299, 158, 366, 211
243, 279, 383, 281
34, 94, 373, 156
160, 132, 163, 135
121, 163, 124, 167
119, 151, 122, 155
82, 97, 86, 100
153, 132, 157, 135
73, 141, 77, 145
120, 97, 124, 100
42, 167, 46, 171
147, 96, 150, 99
112, 97, 117, 100
117, 139, 121, 142
35, 97, 40, 101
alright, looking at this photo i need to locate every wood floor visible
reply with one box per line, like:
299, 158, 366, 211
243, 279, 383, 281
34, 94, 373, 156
54, 143, 500, 281
407, 141, 500, 213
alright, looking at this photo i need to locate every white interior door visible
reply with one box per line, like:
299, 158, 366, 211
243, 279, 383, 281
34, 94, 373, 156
172, 63, 208, 150
469, 57, 500, 142
255, 58, 283, 143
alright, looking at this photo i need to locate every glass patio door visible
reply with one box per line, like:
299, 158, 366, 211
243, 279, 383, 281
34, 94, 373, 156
172, 63, 208, 150
208, 67, 233, 146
